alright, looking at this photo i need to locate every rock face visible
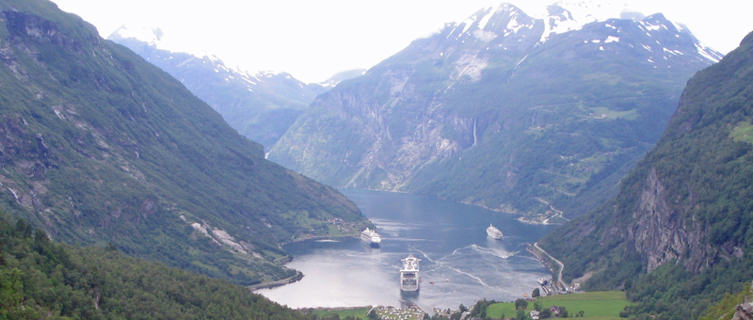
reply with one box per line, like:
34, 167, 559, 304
0, 0, 367, 285
270, 3, 719, 221
110, 30, 327, 149
733, 303, 753, 320
730, 282, 753, 320
627, 168, 712, 273
539, 30, 753, 317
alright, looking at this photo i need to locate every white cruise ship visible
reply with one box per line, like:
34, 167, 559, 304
486, 224, 503, 240
360, 227, 382, 247
400, 255, 421, 292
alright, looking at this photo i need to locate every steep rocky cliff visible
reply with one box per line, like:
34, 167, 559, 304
0, 0, 367, 285
270, 3, 719, 221
625, 168, 715, 273
540, 31, 753, 318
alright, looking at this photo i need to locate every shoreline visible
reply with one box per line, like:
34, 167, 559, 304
344, 188, 560, 225
254, 234, 361, 292
282, 233, 359, 246
248, 271, 304, 291
527, 242, 569, 292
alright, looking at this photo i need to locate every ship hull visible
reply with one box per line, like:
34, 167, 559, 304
360, 228, 382, 247
400, 289, 419, 298
486, 225, 503, 240
400, 255, 421, 294
400, 271, 419, 292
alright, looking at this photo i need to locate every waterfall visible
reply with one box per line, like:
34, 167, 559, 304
472, 118, 478, 147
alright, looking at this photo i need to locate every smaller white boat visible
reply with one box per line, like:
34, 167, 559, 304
361, 227, 382, 247
486, 224, 503, 240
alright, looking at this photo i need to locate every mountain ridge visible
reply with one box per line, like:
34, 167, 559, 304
270, 2, 719, 222
539, 30, 753, 318
0, 0, 368, 285
109, 28, 329, 149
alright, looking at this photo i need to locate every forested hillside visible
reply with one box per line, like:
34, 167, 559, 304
0, 0, 367, 286
0, 214, 314, 319
540, 31, 753, 319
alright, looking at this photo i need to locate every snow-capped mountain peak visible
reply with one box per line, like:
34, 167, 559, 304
538, 0, 630, 42
541, 4, 582, 42
441, 1, 722, 63
110, 25, 164, 47
108, 28, 312, 88
635, 13, 723, 62
446, 3, 536, 42
445, 1, 630, 44
548, 0, 626, 22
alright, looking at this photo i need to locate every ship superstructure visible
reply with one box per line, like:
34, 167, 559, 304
361, 227, 382, 247
400, 255, 421, 292
486, 224, 503, 240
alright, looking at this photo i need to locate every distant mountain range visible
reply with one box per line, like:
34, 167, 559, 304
4, 0, 753, 318
109, 29, 363, 149
540, 30, 753, 318
269, 2, 721, 222
0, 0, 368, 285
108, 28, 322, 149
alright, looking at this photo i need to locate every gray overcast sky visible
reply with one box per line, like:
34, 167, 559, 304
52, 0, 753, 83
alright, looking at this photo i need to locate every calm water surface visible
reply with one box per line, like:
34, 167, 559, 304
258, 190, 552, 310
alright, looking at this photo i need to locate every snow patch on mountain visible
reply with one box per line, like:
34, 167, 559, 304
634, 15, 722, 63
453, 53, 488, 82
695, 43, 723, 62
434, 1, 722, 82
541, 5, 581, 42
110, 25, 322, 89
663, 48, 683, 55
536, 0, 631, 42
473, 29, 498, 42
640, 19, 666, 32
320, 69, 367, 87
450, 3, 530, 39
478, 7, 497, 30
505, 11, 528, 34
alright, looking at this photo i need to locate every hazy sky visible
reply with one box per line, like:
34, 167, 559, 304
51, 0, 753, 83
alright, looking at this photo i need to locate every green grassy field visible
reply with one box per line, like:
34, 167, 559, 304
307, 307, 371, 319
731, 122, 753, 144
486, 291, 630, 319
486, 302, 518, 318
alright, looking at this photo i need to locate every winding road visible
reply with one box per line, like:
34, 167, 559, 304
533, 242, 567, 291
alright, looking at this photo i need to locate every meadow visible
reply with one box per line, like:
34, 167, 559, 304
486, 291, 630, 319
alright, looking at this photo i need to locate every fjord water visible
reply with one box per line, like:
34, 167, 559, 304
259, 190, 552, 310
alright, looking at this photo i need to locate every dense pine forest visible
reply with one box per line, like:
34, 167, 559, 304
0, 212, 321, 319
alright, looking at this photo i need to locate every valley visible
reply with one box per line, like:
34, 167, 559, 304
269, 3, 720, 223
2, 0, 753, 319
258, 190, 551, 310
